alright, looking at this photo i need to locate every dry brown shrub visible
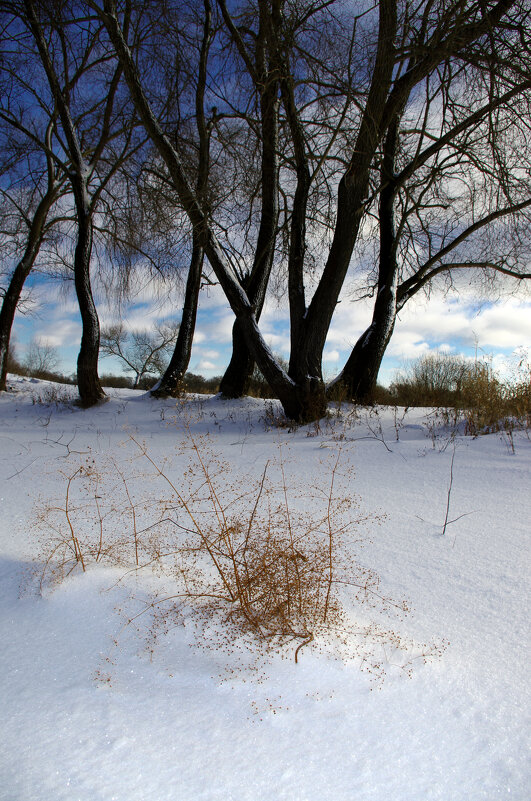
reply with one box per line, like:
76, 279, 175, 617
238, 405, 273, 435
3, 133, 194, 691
34, 427, 445, 677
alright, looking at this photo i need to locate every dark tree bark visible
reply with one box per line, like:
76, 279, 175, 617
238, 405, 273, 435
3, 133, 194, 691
72, 188, 105, 404
300, 0, 517, 411
93, 0, 399, 421
23, 0, 136, 405
331, 111, 402, 402
218, 0, 280, 398
284, 0, 397, 415
151, 234, 203, 396
23, 0, 105, 405
219, 322, 254, 398
332, 212, 398, 399
335, 57, 531, 402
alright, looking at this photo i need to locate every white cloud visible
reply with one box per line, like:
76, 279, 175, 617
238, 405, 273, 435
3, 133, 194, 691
210, 314, 235, 343
192, 330, 206, 345
324, 297, 374, 349
391, 295, 531, 358
386, 334, 430, 361
34, 318, 81, 349
33, 334, 58, 349
324, 348, 341, 363
194, 312, 235, 348
195, 359, 219, 372
263, 331, 290, 354
472, 302, 531, 348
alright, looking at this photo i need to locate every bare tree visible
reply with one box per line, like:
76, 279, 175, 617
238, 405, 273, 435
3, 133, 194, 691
333, 10, 531, 401
0, 113, 68, 389
0, 1, 501, 419
1, 0, 200, 400
100, 321, 179, 387
22, 0, 115, 405
3, 0, 148, 405
24, 337, 60, 376
150, 0, 213, 397
0, 14, 75, 391
214, 0, 280, 398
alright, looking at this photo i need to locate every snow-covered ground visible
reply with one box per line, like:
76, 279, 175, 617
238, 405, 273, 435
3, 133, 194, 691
0, 376, 529, 801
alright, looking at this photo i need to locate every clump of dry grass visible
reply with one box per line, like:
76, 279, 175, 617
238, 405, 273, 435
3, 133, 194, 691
34, 426, 444, 677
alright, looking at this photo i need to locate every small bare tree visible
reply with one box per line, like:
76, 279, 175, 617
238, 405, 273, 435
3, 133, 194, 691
24, 338, 60, 377
100, 321, 179, 387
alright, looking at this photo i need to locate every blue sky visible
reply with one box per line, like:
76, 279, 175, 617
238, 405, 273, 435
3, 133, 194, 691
11, 269, 531, 386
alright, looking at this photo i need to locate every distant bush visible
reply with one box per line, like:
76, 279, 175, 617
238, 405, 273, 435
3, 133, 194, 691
326, 378, 394, 407
6, 339, 74, 385
246, 374, 276, 399
17, 364, 75, 385
458, 357, 530, 434
370, 384, 396, 405
99, 374, 134, 389
99, 374, 161, 390
390, 353, 471, 407
136, 375, 158, 390
182, 372, 221, 394
27, 369, 75, 384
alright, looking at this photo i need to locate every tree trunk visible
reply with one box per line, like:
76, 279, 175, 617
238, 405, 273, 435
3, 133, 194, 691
331, 2, 520, 405
0, 264, 31, 391
96, 1, 373, 423
331, 313, 396, 403
95, 0, 522, 424
330, 117, 401, 403
73, 192, 105, 406
23, 1, 104, 405
152, 237, 203, 397
153, 1, 210, 399
236, 310, 327, 422
218, 318, 255, 398
218, 224, 277, 397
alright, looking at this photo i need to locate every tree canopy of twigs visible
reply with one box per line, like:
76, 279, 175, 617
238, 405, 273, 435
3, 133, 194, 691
1, 0, 530, 419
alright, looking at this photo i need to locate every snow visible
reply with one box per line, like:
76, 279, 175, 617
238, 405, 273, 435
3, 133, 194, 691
0, 376, 529, 801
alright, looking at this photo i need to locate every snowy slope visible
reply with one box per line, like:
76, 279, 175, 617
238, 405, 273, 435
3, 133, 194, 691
0, 377, 529, 801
